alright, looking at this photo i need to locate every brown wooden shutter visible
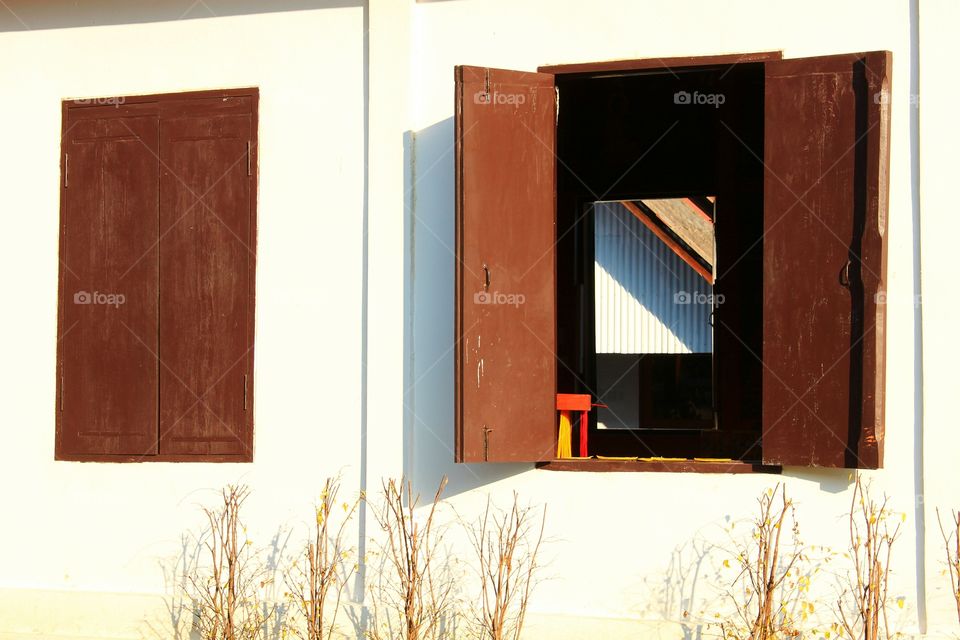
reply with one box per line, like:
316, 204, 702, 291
761, 52, 890, 468
158, 96, 256, 457
454, 66, 558, 462
57, 107, 160, 457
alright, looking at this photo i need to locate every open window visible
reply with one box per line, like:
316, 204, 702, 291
454, 51, 890, 470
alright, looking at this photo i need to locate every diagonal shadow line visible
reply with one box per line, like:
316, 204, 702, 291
517, 119, 680, 282
402, 401, 483, 484
716, 317, 875, 469
606, 203, 683, 285
519, 320, 662, 461
121, 321, 254, 460
717, 119, 880, 283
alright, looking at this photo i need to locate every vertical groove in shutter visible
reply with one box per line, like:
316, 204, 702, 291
594, 202, 712, 354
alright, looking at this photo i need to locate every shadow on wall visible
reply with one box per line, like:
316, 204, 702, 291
0, 0, 361, 32
405, 118, 531, 500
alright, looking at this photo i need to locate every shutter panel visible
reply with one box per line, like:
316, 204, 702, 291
761, 52, 890, 468
158, 97, 255, 457
57, 109, 160, 456
455, 66, 557, 462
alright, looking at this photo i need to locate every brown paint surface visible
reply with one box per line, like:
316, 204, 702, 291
761, 52, 890, 468
56, 89, 258, 462
158, 104, 254, 456
58, 113, 160, 456
455, 66, 557, 462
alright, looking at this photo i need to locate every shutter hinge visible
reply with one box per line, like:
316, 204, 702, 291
246, 141, 252, 177
482, 425, 492, 461
483, 68, 490, 95
64, 153, 69, 188
59, 374, 64, 411
243, 374, 248, 410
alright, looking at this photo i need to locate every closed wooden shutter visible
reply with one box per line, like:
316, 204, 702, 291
56, 90, 257, 461
158, 97, 255, 456
761, 52, 891, 468
57, 107, 160, 456
454, 66, 557, 462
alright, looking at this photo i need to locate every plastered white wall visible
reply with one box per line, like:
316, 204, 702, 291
0, 0, 955, 638
0, 0, 367, 599
407, 0, 948, 635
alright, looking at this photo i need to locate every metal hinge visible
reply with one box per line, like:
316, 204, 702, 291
64, 154, 69, 187
482, 425, 492, 461
243, 374, 248, 410
246, 141, 252, 177
59, 374, 64, 411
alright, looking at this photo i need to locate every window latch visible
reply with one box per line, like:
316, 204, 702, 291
839, 259, 852, 288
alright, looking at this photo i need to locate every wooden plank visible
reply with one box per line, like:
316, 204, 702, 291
536, 458, 781, 474
57, 112, 160, 457
158, 106, 255, 457
539, 51, 783, 75
455, 65, 557, 462
761, 52, 890, 468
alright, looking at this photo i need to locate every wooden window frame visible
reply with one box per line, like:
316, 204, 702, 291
454, 50, 891, 471
55, 87, 258, 463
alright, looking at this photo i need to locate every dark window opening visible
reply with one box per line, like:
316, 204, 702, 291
555, 63, 765, 461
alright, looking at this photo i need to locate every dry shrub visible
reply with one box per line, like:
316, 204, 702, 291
285, 477, 361, 640
836, 475, 901, 640
367, 476, 454, 640
466, 493, 546, 640
720, 484, 808, 640
188, 485, 273, 640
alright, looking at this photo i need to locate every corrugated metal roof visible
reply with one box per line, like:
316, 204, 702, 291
594, 201, 713, 354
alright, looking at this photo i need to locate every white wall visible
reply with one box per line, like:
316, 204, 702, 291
0, 0, 955, 638
407, 0, 946, 636
0, 0, 370, 632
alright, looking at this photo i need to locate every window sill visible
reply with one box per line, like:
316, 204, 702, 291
55, 453, 252, 463
536, 458, 781, 474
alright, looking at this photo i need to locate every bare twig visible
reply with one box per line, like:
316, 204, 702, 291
836, 475, 901, 640
367, 477, 453, 640
720, 484, 807, 640
465, 493, 546, 640
936, 507, 960, 625
187, 485, 273, 640
286, 477, 361, 640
